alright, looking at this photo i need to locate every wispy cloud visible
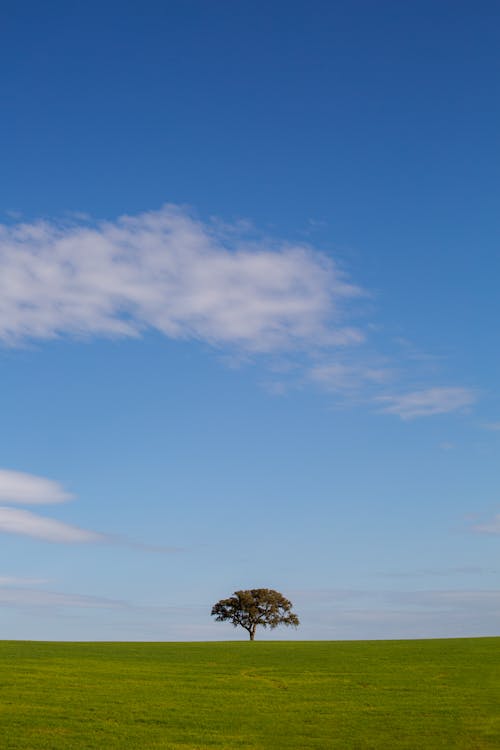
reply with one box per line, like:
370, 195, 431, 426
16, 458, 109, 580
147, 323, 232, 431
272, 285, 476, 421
0, 575, 50, 586
0, 507, 104, 543
471, 515, 500, 535
290, 587, 500, 639
292, 587, 500, 610
0, 585, 127, 609
376, 566, 487, 578
309, 362, 393, 393
390, 589, 500, 610
0, 467, 179, 548
439, 441, 455, 451
376, 386, 476, 419
0, 205, 362, 353
482, 422, 500, 431
0, 469, 72, 504
0, 467, 101, 544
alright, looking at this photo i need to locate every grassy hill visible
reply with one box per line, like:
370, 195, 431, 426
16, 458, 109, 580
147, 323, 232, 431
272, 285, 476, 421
0, 638, 498, 748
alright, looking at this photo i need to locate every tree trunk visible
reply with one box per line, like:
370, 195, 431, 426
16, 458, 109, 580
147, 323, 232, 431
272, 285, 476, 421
249, 628, 255, 641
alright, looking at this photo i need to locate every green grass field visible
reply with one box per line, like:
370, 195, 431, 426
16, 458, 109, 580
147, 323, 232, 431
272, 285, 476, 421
0, 638, 499, 749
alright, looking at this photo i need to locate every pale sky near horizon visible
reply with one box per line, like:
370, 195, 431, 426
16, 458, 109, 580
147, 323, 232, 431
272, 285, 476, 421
0, 0, 499, 640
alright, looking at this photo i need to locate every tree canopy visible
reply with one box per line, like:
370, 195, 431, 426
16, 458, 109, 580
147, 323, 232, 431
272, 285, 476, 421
211, 588, 299, 640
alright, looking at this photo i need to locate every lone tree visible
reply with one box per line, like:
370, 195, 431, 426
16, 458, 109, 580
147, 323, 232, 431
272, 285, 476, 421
211, 588, 299, 640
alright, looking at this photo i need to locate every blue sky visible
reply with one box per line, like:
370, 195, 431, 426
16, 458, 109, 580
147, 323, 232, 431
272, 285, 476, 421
0, 0, 499, 640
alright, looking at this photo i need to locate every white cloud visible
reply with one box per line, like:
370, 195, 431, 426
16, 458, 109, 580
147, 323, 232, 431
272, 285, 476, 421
0, 507, 103, 543
0, 205, 363, 353
377, 386, 476, 419
0, 206, 478, 420
0, 468, 72, 504
472, 515, 500, 534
